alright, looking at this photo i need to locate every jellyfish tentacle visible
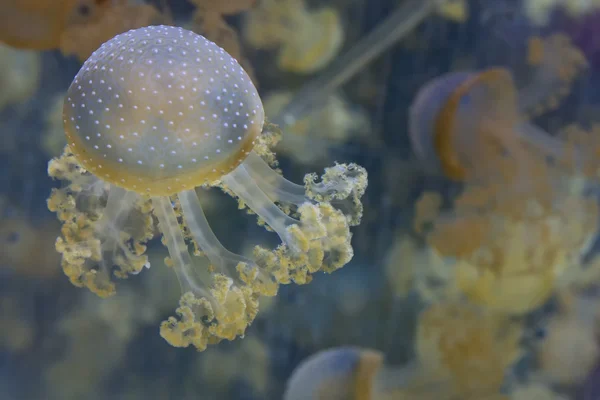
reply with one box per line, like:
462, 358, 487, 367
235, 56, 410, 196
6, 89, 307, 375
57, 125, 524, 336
518, 34, 588, 117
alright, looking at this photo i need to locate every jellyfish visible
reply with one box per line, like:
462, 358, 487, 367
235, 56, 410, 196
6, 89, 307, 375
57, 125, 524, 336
283, 347, 445, 400
243, 0, 343, 74
199, 336, 270, 397
297, 306, 518, 399
263, 90, 370, 165
437, 0, 469, 23
407, 34, 599, 314
0, 213, 61, 278
47, 25, 367, 351
414, 302, 522, 398
59, 0, 166, 62
0, 0, 164, 61
284, 347, 384, 400
409, 34, 587, 182
0, 0, 106, 50
284, 316, 519, 400
0, 43, 41, 111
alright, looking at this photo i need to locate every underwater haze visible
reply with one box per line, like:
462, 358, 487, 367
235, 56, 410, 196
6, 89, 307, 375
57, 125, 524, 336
2, 0, 600, 399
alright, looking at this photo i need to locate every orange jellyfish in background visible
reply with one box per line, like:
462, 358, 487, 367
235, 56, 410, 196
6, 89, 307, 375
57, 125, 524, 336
1, 0, 165, 61
47, 25, 367, 351
410, 34, 587, 183
408, 34, 600, 315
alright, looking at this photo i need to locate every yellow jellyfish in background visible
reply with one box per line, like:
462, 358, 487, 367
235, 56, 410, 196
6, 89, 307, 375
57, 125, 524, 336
0, 43, 41, 111
413, 302, 522, 399
408, 34, 599, 315
1, 0, 165, 61
283, 304, 522, 400
243, 0, 344, 74
48, 25, 367, 351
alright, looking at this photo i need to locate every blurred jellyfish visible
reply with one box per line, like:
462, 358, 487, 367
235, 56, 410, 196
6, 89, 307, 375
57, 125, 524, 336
48, 25, 367, 351
264, 90, 370, 165
0, 295, 34, 353
44, 289, 157, 400
551, 4, 600, 70
0, 197, 60, 278
0, 0, 165, 61
284, 347, 385, 400
271, 0, 442, 128
59, 0, 166, 62
187, 0, 255, 81
437, 0, 469, 23
409, 35, 587, 181
412, 302, 522, 398
244, 0, 344, 74
0, 43, 40, 112
284, 319, 520, 400
407, 34, 599, 314
198, 336, 270, 397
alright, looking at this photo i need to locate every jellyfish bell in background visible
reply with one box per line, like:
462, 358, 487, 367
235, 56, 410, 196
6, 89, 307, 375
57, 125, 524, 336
59, 0, 167, 62
409, 33, 588, 182
284, 347, 384, 400
0, 0, 165, 61
0, 43, 41, 111
48, 25, 367, 351
284, 347, 429, 400
413, 302, 522, 399
407, 33, 600, 315
0, 0, 103, 50
243, 0, 344, 74
283, 305, 522, 400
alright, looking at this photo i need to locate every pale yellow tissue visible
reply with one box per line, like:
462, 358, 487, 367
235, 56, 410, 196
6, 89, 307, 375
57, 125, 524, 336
244, 0, 344, 73
0, 296, 34, 352
264, 91, 370, 164
525, 0, 561, 25
0, 43, 40, 110
384, 234, 455, 302
415, 303, 522, 398
45, 289, 154, 400
199, 336, 270, 395
436, 0, 469, 22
